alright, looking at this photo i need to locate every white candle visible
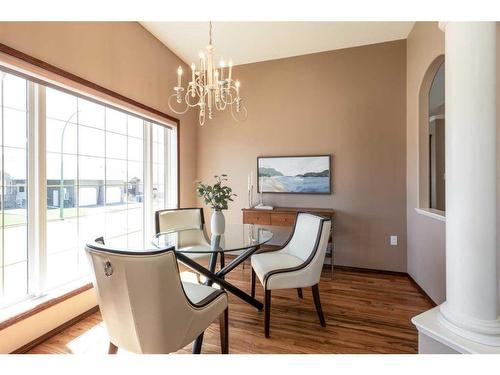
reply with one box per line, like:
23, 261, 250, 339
250, 170, 253, 188
207, 48, 213, 86
220, 59, 225, 81
214, 69, 219, 84
177, 66, 183, 87
228, 60, 233, 81
191, 63, 195, 83
247, 173, 250, 191
199, 52, 205, 84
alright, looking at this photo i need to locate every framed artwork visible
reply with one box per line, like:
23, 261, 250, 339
257, 155, 332, 194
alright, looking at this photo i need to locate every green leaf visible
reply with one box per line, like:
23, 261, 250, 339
195, 174, 238, 211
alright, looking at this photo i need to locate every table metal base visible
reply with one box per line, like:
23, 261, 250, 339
176, 246, 263, 311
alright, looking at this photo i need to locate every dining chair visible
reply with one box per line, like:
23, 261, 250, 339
250, 212, 332, 338
85, 238, 229, 354
155, 208, 218, 280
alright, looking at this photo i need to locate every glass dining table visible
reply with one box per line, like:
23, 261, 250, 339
152, 223, 274, 310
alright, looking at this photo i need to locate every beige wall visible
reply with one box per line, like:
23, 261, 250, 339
197, 40, 407, 272
406, 22, 446, 304
0, 289, 97, 353
0, 22, 198, 206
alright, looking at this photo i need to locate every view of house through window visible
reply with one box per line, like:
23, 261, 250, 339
0, 69, 178, 308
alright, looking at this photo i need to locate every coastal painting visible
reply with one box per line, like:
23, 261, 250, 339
257, 155, 331, 194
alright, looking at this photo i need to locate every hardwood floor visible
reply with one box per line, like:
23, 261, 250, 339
28, 265, 433, 354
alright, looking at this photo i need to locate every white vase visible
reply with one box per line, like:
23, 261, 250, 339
211, 210, 225, 235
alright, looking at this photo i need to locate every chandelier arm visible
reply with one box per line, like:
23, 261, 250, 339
192, 83, 203, 98
218, 100, 227, 111
230, 102, 248, 123
167, 93, 190, 115
215, 90, 226, 111
219, 88, 229, 106
185, 87, 203, 108
224, 91, 235, 105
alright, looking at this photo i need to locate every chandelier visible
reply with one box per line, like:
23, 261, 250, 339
168, 22, 247, 126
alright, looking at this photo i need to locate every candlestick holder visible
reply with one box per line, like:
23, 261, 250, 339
248, 184, 254, 208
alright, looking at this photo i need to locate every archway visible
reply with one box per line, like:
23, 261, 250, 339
418, 55, 445, 211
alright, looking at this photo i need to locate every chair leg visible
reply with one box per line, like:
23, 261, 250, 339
297, 288, 303, 299
265, 289, 271, 338
312, 284, 326, 327
192, 332, 204, 354
251, 269, 256, 298
108, 342, 118, 354
219, 308, 229, 354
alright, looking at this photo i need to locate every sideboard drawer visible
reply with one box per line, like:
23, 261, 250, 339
243, 211, 271, 225
271, 213, 296, 227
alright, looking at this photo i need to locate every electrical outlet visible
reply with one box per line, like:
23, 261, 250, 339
390, 235, 398, 246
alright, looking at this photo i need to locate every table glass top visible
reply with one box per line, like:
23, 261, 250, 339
152, 223, 274, 253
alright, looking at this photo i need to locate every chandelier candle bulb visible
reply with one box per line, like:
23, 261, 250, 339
207, 46, 213, 86
220, 59, 225, 81
191, 63, 195, 83
235, 80, 240, 96
177, 66, 183, 87
199, 52, 205, 73
228, 60, 233, 81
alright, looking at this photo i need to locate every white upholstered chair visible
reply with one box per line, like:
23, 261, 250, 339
250, 212, 331, 338
85, 238, 228, 354
155, 208, 216, 280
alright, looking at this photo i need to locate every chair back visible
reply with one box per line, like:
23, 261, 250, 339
155, 208, 204, 233
155, 208, 209, 248
283, 213, 331, 282
85, 241, 199, 354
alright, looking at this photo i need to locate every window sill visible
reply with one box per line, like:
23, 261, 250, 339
0, 278, 93, 331
414, 208, 446, 222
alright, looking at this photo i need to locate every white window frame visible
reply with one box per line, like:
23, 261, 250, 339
0, 70, 178, 310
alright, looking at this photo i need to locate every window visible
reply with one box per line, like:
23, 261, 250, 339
0, 69, 178, 309
428, 62, 445, 212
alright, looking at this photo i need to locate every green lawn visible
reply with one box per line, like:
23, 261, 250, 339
1, 203, 141, 227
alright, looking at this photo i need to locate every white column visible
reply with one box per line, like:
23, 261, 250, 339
439, 22, 500, 346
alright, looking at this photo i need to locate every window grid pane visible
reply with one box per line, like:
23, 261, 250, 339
0, 72, 29, 307
45, 88, 152, 290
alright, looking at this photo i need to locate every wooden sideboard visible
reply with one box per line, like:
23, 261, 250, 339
242, 206, 335, 278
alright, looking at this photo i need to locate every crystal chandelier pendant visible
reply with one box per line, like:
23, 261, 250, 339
168, 21, 248, 126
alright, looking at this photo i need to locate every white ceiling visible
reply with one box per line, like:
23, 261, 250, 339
141, 22, 415, 66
